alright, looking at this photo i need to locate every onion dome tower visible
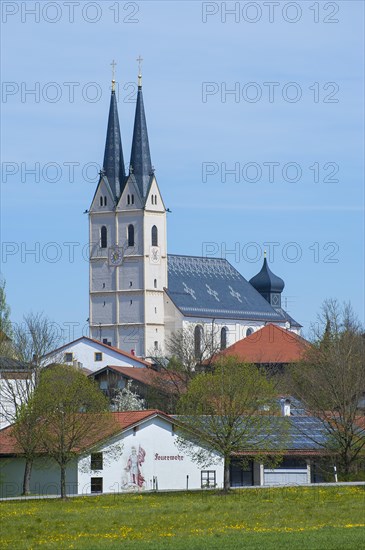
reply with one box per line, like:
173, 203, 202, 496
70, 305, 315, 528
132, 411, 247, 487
249, 252, 285, 308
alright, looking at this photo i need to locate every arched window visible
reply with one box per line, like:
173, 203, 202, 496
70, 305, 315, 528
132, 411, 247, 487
154, 278, 157, 289
151, 225, 158, 247
127, 224, 134, 247
104, 196, 107, 206
99, 196, 103, 207
154, 195, 157, 204
151, 195, 154, 205
246, 327, 253, 337
100, 226, 107, 248
131, 194, 134, 205
127, 195, 130, 205
220, 327, 228, 350
194, 325, 203, 359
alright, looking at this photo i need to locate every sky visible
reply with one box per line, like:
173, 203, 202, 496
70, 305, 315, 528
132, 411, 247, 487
1, 0, 364, 342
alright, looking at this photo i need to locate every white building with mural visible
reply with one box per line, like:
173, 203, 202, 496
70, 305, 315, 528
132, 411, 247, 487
89, 72, 301, 358
0, 408, 328, 498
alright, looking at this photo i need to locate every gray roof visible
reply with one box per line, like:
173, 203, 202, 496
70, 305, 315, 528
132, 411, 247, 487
129, 83, 153, 199
166, 255, 300, 324
102, 90, 126, 201
0, 356, 32, 371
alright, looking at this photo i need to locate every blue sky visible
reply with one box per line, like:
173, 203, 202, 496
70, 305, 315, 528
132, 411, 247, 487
1, 0, 364, 341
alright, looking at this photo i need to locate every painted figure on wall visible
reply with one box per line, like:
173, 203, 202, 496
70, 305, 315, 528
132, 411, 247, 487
123, 445, 146, 488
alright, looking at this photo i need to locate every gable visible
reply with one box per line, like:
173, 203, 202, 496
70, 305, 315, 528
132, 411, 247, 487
116, 175, 143, 211
90, 176, 115, 212
144, 176, 166, 212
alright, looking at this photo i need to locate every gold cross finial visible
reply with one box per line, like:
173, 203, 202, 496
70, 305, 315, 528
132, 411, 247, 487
111, 59, 117, 91
264, 250, 267, 259
137, 55, 143, 87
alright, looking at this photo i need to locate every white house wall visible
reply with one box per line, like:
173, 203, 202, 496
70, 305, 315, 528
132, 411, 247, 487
0, 457, 78, 498
44, 339, 147, 372
78, 417, 224, 493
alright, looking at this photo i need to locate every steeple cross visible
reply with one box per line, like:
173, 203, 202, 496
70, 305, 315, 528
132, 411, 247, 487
136, 55, 143, 75
111, 59, 117, 80
206, 284, 219, 302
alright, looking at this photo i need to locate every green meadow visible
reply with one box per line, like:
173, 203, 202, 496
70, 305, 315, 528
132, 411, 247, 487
1, 486, 364, 549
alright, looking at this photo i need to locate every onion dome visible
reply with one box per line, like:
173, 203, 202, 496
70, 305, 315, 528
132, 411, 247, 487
249, 256, 285, 295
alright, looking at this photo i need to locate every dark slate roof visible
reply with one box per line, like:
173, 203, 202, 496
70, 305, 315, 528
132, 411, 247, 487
102, 90, 126, 201
250, 257, 285, 294
166, 255, 297, 323
0, 356, 32, 371
129, 83, 153, 200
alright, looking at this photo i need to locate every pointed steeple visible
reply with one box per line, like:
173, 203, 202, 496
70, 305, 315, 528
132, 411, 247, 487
102, 70, 126, 201
129, 62, 153, 199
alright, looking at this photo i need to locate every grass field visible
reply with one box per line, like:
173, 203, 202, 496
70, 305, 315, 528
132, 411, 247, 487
1, 486, 364, 549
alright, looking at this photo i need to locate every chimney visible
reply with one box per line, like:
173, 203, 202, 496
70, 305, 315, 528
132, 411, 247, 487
281, 398, 291, 416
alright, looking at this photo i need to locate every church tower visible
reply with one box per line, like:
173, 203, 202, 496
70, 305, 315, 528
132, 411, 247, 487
89, 67, 167, 357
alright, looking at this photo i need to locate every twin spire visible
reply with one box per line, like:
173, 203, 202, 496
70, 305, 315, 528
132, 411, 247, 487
102, 58, 152, 202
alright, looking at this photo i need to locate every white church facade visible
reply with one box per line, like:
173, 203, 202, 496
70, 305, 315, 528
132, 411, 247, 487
89, 72, 301, 358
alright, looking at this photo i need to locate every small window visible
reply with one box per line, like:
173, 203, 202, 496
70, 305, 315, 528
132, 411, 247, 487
91, 477, 103, 493
104, 196, 107, 206
154, 279, 157, 288
154, 341, 158, 350
91, 452, 103, 470
64, 352, 73, 362
131, 194, 134, 205
102, 283, 105, 288
129, 281, 133, 287
155, 195, 157, 204
101, 226, 107, 249
151, 225, 158, 247
246, 328, 253, 337
99, 196, 103, 206
127, 194, 130, 205
128, 224, 135, 247
201, 470, 216, 488
130, 300, 133, 305
155, 307, 157, 314
100, 380, 108, 390
151, 195, 154, 205
94, 352, 103, 362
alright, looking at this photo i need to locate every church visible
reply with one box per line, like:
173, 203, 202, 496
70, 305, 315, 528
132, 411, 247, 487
89, 68, 301, 358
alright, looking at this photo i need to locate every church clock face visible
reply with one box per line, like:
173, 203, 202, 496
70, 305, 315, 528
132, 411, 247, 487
109, 246, 123, 266
150, 246, 160, 265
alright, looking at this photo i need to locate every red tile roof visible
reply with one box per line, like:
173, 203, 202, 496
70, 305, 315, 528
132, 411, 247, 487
216, 324, 310, 364
0, 410, 171, 456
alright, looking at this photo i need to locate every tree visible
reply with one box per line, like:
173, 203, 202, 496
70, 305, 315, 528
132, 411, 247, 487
28, 364, 115, 498
0, 278, 13, 355
112, 380, 145, 411
0, 312, 61, 494
149, 323, 222, 403
286, 300, 365, 478
176, 357, 286, 491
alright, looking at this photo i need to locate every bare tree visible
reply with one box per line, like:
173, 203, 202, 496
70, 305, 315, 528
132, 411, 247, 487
286, 300, 365, 478
149, 323, 222, 401
0, 312, 61, 494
